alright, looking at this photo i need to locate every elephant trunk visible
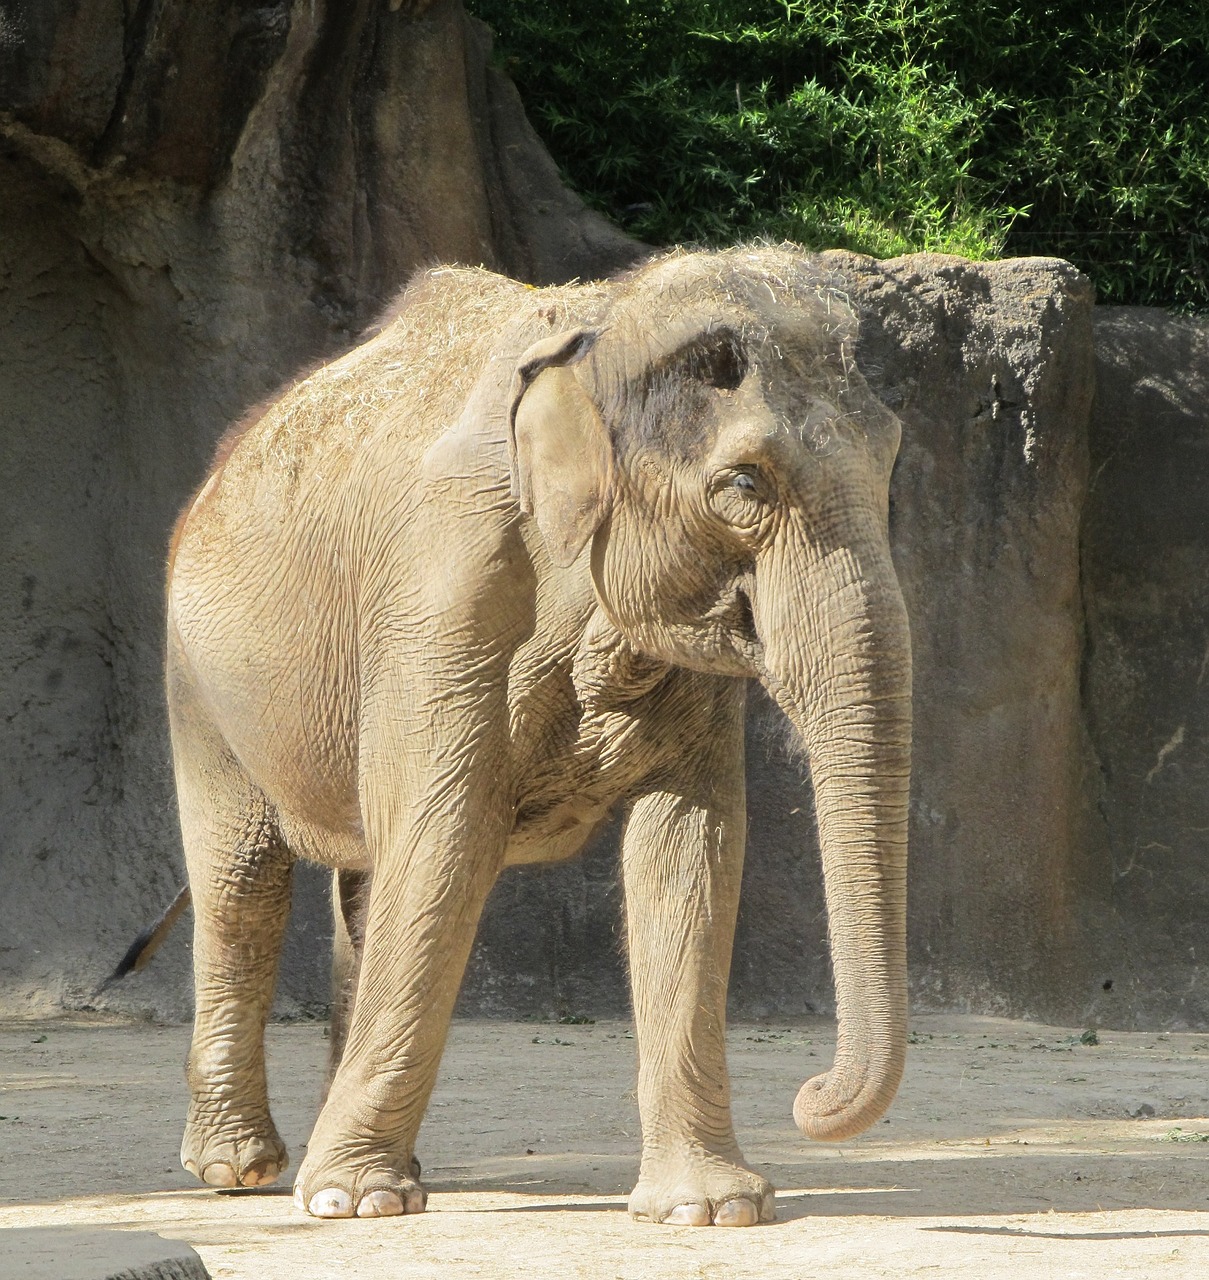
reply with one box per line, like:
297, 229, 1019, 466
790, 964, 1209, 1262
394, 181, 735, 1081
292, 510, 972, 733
754, 527, 912, 1141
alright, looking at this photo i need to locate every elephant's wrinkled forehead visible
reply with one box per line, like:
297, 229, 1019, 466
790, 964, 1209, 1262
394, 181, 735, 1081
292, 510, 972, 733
579, 249, 895, 460
604, 250, 855, 372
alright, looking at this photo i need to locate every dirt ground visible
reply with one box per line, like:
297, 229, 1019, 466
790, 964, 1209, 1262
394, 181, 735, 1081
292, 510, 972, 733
1, 1014, 1208, 1278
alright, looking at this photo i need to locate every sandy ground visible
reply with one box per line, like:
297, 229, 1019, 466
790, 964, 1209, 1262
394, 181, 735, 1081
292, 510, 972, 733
1, 1014, 1208, 1278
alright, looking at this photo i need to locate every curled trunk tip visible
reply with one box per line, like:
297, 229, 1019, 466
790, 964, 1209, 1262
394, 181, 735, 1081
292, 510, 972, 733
792, 1040, 906, 1141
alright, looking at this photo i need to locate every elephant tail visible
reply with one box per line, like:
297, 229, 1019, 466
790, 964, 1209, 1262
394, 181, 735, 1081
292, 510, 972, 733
96, 884, 192, 993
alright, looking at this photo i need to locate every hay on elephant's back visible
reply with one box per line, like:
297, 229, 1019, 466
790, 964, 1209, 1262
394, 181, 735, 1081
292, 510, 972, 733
240, 268, 597, 488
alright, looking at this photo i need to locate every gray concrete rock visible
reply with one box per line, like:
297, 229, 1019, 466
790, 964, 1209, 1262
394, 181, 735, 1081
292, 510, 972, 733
0, 1228, 208, 1280
830, 252, 1101, 1020
1081, 307, 1209, 1028
0, 0, 639, 1021
465, 253, 1104, 1025
734, 253, 1101, 1021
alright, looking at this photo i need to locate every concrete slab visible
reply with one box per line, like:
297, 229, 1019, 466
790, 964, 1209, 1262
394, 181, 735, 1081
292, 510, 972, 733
0, 1227, 208, 1279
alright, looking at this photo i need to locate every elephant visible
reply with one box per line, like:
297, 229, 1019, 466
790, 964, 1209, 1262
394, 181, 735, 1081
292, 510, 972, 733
165, 245, 912, 1227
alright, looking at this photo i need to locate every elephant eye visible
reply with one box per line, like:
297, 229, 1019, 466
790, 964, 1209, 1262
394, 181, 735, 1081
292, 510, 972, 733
709, 466, 769, 531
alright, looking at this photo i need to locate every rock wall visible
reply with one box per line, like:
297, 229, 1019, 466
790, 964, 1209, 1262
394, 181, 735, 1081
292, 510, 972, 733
2, 0, 1206, 1030
827, 253, 1104, 1021
1082, 309, 1209, 1028
0, 0, 637, 1018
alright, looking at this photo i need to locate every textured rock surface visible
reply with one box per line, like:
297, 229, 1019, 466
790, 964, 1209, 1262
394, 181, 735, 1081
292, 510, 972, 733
1082, 308, 1209, 1028
732, 253, 1102, 1022
0, 1228, 209, 1280
0, 0, 637, 1019
833, 252, 1102, 1021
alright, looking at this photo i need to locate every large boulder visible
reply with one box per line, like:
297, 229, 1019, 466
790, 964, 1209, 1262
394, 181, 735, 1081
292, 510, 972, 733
735, 253, 1100, 1021
465, 253, 1103, 1025
1081, 308, 1209, 1028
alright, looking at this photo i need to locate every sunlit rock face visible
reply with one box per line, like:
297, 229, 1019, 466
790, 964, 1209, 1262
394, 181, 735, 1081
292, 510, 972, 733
0, 0, 637, 1019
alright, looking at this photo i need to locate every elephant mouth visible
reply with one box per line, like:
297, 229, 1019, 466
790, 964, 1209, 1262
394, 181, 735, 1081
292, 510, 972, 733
656, 580, 760, 677
732, 584, 758, 647
707, 581, 762, 669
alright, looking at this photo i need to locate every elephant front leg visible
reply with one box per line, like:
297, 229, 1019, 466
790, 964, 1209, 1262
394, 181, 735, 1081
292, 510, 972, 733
321, 867, 426, 1187
293, 767, 509, 1218
622, 692, 774, 1227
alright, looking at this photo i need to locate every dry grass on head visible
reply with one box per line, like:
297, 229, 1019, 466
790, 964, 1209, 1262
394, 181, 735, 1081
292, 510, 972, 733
229, 267, 609, 490
214, 244, 857, 493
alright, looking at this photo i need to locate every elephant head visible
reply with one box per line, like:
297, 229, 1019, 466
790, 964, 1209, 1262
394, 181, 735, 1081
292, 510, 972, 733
510, 247, 912, 1141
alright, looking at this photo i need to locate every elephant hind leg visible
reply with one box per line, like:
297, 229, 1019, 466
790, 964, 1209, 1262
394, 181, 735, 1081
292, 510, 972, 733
325, 867, 369, 1102
322, 868, 424, 1184
171, 692, 293, 1190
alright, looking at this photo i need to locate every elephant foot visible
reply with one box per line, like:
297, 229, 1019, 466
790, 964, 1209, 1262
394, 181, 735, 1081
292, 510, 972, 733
293, 1149, 425, 1219
629, 1154, 775, 1228
181, 1106, 288, 1189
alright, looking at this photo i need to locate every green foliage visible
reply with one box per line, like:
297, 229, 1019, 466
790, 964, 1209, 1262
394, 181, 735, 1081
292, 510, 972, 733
468, 1, 1209, 309
1164, 1128, 1209, 1142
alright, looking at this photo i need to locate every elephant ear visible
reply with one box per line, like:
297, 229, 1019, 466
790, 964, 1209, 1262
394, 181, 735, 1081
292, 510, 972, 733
508, 329, 612, 568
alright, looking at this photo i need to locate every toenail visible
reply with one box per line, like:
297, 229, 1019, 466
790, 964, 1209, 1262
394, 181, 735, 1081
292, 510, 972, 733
293, 1185, 305, 1211
714, 1199, 759, 1227
202, 1163, 237, 1188
357, 1190, 405, 1217
403, 1187, 427, 1214
664, 1203, 711, 1227
243, 1160, 279, 1187
309, 1188, 354, 1217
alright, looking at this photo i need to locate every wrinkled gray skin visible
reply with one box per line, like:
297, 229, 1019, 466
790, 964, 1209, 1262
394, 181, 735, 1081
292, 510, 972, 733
166, 247, 912, 1226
